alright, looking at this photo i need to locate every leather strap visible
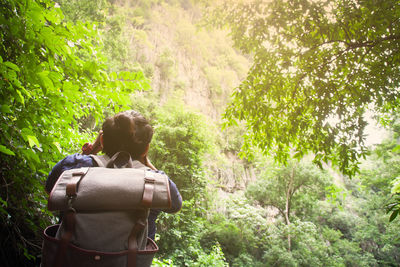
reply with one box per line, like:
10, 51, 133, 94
54, 209, 76, 267
125, 158, 153, 266
142, 171, 155, 208
54, 169, 87, 266
127, 211, 147, 267
65, 169, 89, 198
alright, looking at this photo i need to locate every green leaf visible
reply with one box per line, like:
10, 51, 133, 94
389, 209, 399, 222
37, 71, 54, 93
48, 71, 64, 83
20, 128, 40, 148
0, 196, 7, 207
0, 145, 15, 156
15, 90, 24, 104
392, 145, 400, 153
27, 5, 45, 25
391, 177, 400, 194
0, 105, 12, 114
3, 61, 20, 72
53, 142, 62, 153
21, 149, 40, 167
26, 135, 40, 148
0, 196, 8, 216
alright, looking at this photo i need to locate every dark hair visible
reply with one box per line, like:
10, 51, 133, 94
102, 110, 153, 159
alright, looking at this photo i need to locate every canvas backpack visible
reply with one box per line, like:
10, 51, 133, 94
41, 152, 171, 267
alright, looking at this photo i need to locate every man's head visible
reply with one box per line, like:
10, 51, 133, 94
101, 110, 153, 159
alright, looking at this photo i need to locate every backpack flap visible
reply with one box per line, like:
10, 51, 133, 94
48, 167, 172, 211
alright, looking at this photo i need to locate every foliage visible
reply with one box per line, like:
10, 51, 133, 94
156, 49, 176, 81
57, 0, 138, 73
155, 198, 230, 266
0, 0, 148, 265
202, 156, 400, 266
246, 160, 330, 222
316, 170, 400, 265
388, 178, 400, 222
345, 183, 400, 265
346, 134, 400, 264
152, 257, 175, 267
137, 0, 249, 116
130, 94, 228, 265
56, 0, 108, 23
200, 195, 269, 266
193, 243, 229, 267
201, 183, 385, 266
148, 99, 211, 200
203, 218, 244, 261
374, 118, 400, 222
209, 0, 400, 177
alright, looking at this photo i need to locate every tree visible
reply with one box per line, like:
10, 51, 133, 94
209, 0, 400, 176
246, 161, 329, 250
373, 118, 400, 222
149, 100, 211, 201
0, 0, 147, 265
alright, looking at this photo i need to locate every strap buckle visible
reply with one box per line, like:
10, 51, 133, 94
67, 195, 76, 210
144, 177, 155, 183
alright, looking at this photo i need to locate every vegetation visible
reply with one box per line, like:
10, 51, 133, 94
1, 0, 399, 266
0, 0, 147, 265
209, 0, 400, 177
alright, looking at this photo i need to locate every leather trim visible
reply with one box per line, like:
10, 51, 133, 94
54, 210, 76, 267
142, 172, 155, 208
43, 225, 159, 255
66, 183, 77, 197
47, 171, 70, 210
67, 168, 89, 197
127, 218, 146, 267
165, 175, 172, 209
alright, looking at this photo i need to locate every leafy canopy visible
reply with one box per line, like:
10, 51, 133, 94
0, 0, 148, 264
246, 161, 329, 222
209, 0, 400, 176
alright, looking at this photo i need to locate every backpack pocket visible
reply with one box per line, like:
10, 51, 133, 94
42, 224, 158, 267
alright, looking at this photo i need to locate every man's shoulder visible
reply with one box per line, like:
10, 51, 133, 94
46, 154, 96, 193
62, 153, 96, 167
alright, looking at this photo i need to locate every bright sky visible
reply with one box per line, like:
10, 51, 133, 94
364, 110, 389, 147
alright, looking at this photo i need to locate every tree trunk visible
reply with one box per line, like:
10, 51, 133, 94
285, 167, 294, 251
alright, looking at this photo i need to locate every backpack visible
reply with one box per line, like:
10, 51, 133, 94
41, 152, 171, 267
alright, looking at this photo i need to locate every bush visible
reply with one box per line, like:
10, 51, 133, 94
149, 100, 211, 200
0, 1, 147, 265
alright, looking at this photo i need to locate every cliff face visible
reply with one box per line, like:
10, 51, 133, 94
119, 1, 254, 190
125, 2, 249, 120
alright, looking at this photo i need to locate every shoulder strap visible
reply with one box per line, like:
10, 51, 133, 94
131, 160, 148, 170
91, 152, 136, 168
90, 154, 110, 167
